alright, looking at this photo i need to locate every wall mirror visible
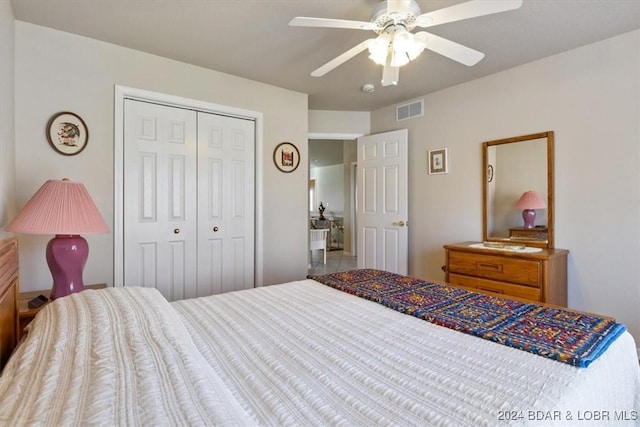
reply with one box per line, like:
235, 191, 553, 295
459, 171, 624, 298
482, 131, 554, 249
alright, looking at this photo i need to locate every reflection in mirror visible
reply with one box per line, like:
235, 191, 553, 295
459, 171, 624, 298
483, 131, 554, 249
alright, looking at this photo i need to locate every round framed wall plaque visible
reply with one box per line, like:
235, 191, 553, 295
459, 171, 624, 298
273, 142, 300, 173
46, 112, 89, 156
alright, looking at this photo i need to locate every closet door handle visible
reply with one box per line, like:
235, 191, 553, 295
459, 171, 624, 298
174, 228, 180, 234
213, 226, 219, 232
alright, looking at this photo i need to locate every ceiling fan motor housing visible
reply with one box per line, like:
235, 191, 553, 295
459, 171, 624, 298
371, 0, 422, 33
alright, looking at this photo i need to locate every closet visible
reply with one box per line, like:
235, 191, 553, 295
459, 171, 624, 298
122, 98, 255, 301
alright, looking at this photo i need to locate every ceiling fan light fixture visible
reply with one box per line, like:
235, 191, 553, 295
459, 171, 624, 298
392, 29, 413, 51
406, 32, 427, 60
389, 49, 410, 67
390, 30, 413, 66
388, 29, 426, 67
368, 36, 389, 65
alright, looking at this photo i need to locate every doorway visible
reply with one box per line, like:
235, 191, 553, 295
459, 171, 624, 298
309, 139, 355, 250
308, 138, 357, 274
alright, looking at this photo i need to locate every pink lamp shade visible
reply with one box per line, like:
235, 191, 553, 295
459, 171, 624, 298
5, 179, 109, 299
514, 191, 546, 229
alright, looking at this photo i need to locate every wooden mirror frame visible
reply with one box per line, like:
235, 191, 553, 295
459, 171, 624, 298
482, 131, 554, 249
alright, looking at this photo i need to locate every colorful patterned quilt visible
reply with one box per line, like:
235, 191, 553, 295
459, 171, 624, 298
308, 269, 626, 368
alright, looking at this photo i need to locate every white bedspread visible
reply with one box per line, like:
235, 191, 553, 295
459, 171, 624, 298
173, 279, 640, 427
1, 281, 638, 426
0, 287, 253, 426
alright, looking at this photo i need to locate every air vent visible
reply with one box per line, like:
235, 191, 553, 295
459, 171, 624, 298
396, 99, 424, 121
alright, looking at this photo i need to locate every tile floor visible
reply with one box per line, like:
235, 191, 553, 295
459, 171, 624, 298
308, 249, 357, 276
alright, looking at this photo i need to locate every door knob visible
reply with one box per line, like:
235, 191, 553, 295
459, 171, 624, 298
174, 228, 180, 234
213, 226, 219, 232
393, 221, 407, 227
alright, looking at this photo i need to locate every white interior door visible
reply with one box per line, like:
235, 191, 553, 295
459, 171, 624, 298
356, 129, 408, 274
123, 99, 198, 300
197, 111, 255, 295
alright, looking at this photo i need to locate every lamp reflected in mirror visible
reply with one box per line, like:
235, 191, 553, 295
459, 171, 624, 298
515, 191, 546, 229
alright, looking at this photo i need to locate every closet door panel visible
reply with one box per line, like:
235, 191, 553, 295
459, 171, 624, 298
198, 238, 223, 296
123, 99, 198, 301
197, 112, 255, 295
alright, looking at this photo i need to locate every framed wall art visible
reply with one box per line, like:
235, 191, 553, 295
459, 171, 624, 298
46, 112, 89, 156
273, 142, 300, 173
428, 147, 448, 174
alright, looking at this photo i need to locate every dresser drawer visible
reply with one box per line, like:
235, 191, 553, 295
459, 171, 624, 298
448, 273, 541, 301
447, 251, 541, 287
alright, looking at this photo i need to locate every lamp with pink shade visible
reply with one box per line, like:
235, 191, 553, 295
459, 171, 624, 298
4, 179, 109, 299
514, 190, 547, 229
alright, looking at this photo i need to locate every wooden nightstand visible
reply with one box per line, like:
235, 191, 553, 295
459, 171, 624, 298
18, 284, 107, 339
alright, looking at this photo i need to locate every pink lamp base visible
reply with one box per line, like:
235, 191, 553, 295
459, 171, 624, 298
522, 209, 537, 229
46, 235, 88, 300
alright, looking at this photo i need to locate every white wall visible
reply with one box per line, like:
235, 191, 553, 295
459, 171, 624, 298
0, 1, 16, 239
13, 21, 309, 291
371, 30, 640, 344
309, 110, 370, 137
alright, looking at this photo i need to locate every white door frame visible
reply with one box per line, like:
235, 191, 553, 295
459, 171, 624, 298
114, 85, 264, 287
350, 161, 357, 256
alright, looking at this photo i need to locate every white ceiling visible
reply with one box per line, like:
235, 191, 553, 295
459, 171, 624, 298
10, 0, 640, 112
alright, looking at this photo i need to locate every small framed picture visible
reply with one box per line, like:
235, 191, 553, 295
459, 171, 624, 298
46, 112, 89, 156
273, 142, 300, 173
428, 148, 448, 174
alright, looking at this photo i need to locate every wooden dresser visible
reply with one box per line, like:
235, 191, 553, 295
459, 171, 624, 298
444, 242, 568, 306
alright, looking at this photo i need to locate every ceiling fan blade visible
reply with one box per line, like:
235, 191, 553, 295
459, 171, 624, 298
387, 0, 412, 14
415, 0, 523, 28
311, 40, 374, 77
381, 63, 400, 86
289, 17, 374, 30
418, 32, 485, 66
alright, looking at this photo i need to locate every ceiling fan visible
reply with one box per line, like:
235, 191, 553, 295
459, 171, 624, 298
289, 0, 523, 86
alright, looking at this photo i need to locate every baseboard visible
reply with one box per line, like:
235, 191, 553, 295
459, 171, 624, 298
343, 251, 354, 257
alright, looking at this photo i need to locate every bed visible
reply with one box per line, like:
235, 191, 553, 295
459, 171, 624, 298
0, 237, 638, 426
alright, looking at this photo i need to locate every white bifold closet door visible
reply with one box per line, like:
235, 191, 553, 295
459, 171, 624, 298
196, 111, 255, 296
123, 99, 255, 301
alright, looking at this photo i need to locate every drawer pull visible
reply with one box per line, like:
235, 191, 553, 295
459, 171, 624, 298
477, 262, 503, 272
478, 286, 504, 294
